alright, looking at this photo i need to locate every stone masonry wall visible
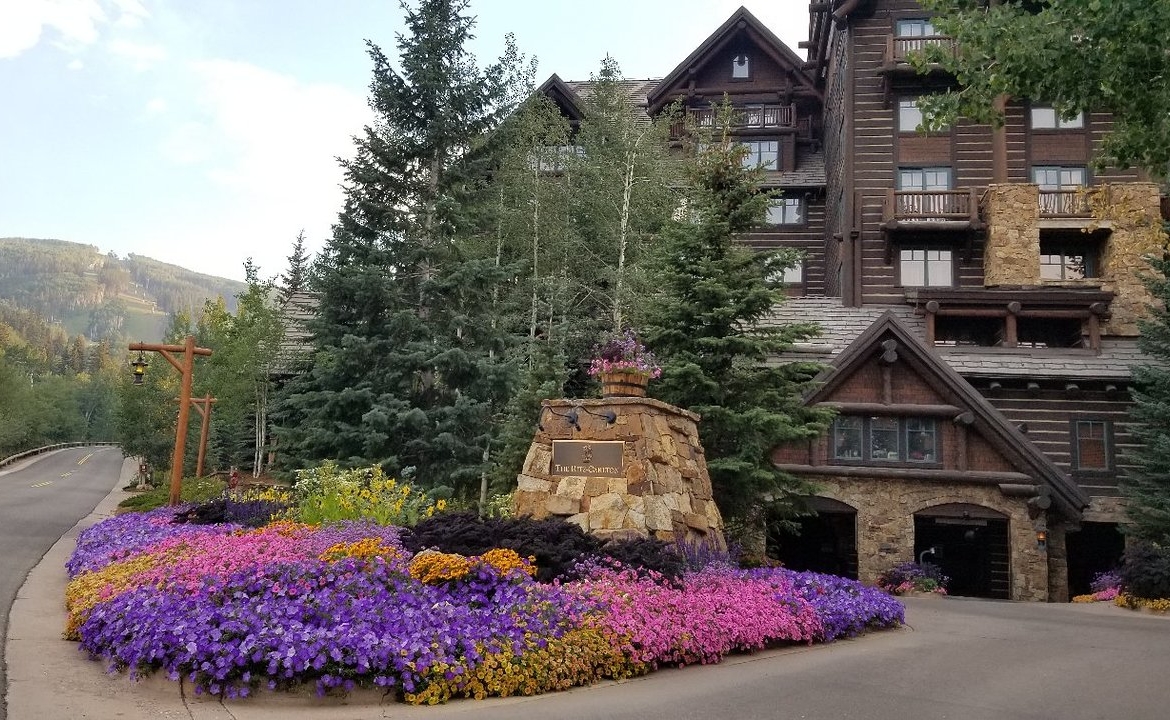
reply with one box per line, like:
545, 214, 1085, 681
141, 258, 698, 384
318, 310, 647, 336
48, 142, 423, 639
1094, 183, 1163, 336
810, 477, 1051, 602
513, 397, 726, 549
982, 182, 1163, 336
983, 184, 1041, 287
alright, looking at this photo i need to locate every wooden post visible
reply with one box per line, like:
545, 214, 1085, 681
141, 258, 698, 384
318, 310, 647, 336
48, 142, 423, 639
129, 336, 213, 506
188, 395, 217, 478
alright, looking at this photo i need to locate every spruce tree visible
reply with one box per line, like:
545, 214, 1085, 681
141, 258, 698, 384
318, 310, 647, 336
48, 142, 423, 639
1123, 245, 1170, 545
279, 230, 312, 302
638, 109, 831, 523
272, 0, 528, 496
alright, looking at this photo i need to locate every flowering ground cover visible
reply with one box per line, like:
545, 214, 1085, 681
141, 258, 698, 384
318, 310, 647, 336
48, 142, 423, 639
66, 503, 904, 704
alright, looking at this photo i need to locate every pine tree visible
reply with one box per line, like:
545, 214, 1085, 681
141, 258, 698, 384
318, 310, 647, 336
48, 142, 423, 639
279, 230, 312, 302
638, 108, 831, 523
1123, 243, 1170, 545
272, 0, 528, 496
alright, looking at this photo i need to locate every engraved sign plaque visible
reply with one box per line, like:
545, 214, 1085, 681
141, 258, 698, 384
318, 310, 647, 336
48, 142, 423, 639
550, 440, 625, 477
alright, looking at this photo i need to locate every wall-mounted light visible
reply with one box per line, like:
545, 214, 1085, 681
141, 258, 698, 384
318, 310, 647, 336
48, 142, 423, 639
537, 405, 616, 432
129, 350, 149, 386
1036, 530, 1047, 550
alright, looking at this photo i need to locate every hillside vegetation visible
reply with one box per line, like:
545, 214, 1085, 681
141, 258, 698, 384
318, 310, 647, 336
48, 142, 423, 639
0, 237, 245, 344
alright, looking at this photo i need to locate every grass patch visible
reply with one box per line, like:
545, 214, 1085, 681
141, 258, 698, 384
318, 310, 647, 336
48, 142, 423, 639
117, 477, 227, 512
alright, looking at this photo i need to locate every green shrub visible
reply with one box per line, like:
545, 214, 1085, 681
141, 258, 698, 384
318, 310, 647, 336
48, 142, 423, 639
1120, 543, 1170, 600
116, 477, 226, 512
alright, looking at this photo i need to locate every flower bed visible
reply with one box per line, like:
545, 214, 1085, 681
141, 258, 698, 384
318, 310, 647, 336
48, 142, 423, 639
66, 503, 904, 703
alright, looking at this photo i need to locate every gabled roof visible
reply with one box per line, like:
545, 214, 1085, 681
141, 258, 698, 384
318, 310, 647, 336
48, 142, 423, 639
646, 6, 820, 113
536, 73, 586, 124
806, 310, 1090, 518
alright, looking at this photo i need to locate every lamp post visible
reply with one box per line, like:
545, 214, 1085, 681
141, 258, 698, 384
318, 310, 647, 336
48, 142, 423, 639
128, 336, 213, 506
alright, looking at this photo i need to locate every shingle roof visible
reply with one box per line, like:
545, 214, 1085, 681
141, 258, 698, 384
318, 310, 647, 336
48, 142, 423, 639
274, 290, 318, 375
563, 79, 659, 111
762, 148, 826, 188
765, 296, 1150, 380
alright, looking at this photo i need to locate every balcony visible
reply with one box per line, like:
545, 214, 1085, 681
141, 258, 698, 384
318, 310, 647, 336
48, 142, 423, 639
1039, 190, 1091, 219
671, 104, 802, 138
882, 188, 982, 231
885, 35, 957, 66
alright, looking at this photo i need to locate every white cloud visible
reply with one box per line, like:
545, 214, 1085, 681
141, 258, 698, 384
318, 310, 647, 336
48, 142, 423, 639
108, 0, 147, 29
150, 59, 371, 278
107, 37, 165, 70
67, 57, 84, 70
0, 0, 152, 59
144, 96, 166, 114
0, 0, 108, 57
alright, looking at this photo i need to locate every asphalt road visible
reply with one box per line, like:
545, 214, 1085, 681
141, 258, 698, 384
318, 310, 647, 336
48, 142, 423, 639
0, 446, 125, 720
5, 457, 1170, 719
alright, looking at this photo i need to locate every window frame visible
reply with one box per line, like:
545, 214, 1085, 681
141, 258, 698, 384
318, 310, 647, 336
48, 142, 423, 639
732, 54, 750, 80
1040, 238, 1099, 281
897, 99, 924, 133
895, 18, 936, 38
1032, 165, 1087, 191
898, 247, 955, 288
740, 139, 780, 171
831, 416, 941, 465
1030, 105, 1085, 130
1070, 419, 1113, 473
766, 196, 806, 226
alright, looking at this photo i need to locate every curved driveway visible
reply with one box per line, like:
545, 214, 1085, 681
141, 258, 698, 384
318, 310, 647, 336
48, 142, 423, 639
5, 455, 1170, 719
0, 446, 126, 720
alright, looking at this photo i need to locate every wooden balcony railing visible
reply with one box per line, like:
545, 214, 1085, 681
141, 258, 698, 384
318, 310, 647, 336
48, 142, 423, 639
1038, 190, 1091, 218
886, 35, 957, 64
884, 188, 980, 225
671, 104, 797, 138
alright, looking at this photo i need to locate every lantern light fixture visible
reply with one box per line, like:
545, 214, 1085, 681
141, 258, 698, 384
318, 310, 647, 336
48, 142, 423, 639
129, 350, 149, 385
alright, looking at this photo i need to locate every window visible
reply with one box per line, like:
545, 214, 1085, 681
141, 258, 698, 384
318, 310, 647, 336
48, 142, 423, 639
768, 263, 804, 287
1030, 105, 1084, 130
1033, 166, 1086, 190
900, 248, 953, 287
933, 316, 1003, 347
766, 197, 805, 225
896, 19, 936, 37
1040, 239, 1098, 280
1072, 420, 1112, 471
740, 140, 779, 170
898, 98, 948, 133
897, 166, 953, 217
898, 99, 924, 133
1033, 166, 1087, 215
899, 167, 952, 192
1017, 317, 1085, 348
832, 416, 939, 463
732, 54, 750, 79
832, 417, 863, 459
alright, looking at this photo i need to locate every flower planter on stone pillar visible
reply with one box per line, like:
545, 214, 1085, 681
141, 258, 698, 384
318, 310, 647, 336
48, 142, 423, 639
600, 370, 649, 397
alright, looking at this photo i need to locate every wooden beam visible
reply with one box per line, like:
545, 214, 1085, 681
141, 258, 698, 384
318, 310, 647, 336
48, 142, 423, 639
818, 402, 963, 417
773, 463, 1034, 485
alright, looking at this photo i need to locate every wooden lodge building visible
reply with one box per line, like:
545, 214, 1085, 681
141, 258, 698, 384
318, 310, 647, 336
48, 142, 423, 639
538, 2, 1165, 601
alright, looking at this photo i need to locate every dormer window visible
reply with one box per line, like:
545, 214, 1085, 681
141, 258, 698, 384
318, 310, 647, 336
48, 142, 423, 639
732, 54, 750, 79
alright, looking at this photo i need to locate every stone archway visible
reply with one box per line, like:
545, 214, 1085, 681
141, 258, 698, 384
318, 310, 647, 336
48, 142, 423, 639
914, 503, 1010, 599
768, 496, 859, 579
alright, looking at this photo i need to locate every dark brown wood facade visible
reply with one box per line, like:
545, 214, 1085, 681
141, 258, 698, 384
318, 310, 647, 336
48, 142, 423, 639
540, 2, 1158, 599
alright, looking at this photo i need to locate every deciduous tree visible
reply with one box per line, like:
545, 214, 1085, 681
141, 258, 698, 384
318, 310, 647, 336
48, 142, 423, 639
917, 0, 1170, 173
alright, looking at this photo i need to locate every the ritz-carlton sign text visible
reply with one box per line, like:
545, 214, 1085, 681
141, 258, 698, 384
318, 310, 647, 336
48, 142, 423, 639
550, 440, 625, 478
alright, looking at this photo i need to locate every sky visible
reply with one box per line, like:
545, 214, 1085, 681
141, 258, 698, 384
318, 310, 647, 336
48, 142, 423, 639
0, 0, 811, 282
